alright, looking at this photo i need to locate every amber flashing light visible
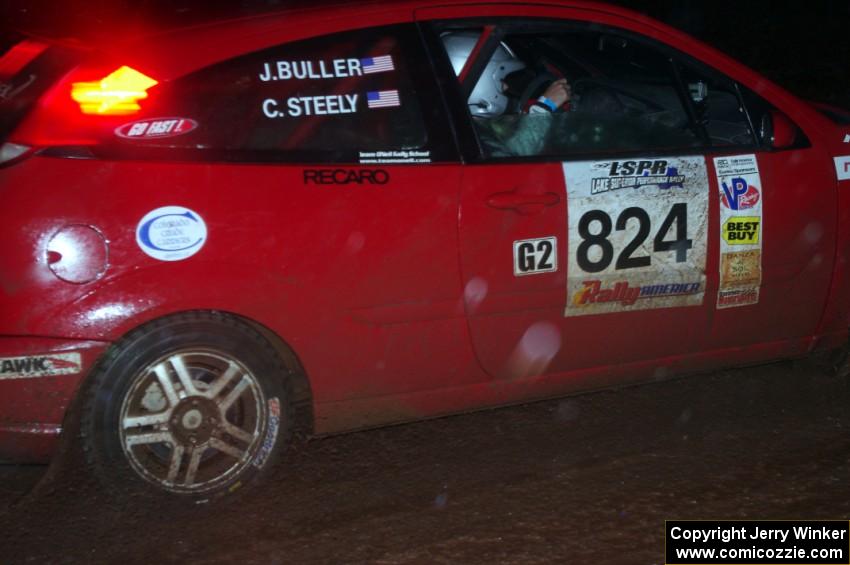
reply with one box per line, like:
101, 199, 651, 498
70, 66, 158, 115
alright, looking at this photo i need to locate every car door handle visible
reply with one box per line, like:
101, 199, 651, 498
486, 191, 561, 211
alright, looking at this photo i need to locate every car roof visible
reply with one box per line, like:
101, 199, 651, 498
85, 0, 670, 79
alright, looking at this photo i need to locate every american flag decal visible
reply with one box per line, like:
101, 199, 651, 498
361, 55, 394, 74
367, 90, 400, 109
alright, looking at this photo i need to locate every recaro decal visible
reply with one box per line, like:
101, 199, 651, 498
0, 352, 82, 380
136, 206, 207, 262
115, 118, 198, 139
563, 156, 709, 317
714, 154, 764, 309
303, 169, 389, 185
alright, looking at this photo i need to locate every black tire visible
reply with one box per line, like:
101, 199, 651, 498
80, 311, 293, 502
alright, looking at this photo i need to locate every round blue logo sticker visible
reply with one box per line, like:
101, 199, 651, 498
136, 206, 207, 261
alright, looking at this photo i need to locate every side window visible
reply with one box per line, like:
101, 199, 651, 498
436, 22, 763, 160
676, 62, 756, 147
110, 25, 447, 163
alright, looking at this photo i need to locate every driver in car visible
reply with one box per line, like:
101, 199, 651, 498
442, 31, 572, 157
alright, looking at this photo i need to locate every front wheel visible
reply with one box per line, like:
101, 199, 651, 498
81, 312, 292, 501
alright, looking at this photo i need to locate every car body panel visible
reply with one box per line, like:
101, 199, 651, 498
0, 337, 107, 462
2, 0, 850, 463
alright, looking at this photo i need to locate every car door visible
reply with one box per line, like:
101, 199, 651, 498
419, 6, 835, 386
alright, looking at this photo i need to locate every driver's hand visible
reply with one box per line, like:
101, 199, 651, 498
542, 78, 571, 107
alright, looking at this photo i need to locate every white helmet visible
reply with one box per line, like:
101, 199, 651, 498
442, 31, 526, 117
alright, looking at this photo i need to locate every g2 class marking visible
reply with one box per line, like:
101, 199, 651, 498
513, 237, 557, 276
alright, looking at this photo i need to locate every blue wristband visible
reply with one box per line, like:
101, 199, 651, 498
537, 96, 558, 112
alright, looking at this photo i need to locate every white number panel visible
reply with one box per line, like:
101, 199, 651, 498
563, 157, 709, 317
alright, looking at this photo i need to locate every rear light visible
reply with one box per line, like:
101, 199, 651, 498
8, 64, 160, 148
71, 66, 158, 115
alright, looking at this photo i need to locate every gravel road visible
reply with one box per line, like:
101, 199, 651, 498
2, 360, 849, 564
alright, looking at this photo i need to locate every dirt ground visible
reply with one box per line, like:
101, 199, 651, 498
2, 360, 850, 564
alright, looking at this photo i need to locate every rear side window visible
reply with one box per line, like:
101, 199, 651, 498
113, 24, 448, 163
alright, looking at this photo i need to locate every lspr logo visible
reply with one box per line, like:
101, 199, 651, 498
721, 177, 760, 210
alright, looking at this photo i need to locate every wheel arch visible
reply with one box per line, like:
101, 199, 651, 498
52, 308, 315, 474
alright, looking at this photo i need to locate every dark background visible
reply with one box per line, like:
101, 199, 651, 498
2, 0, 849, 109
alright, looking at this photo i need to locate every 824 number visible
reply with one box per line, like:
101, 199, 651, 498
576, 203, 692, 273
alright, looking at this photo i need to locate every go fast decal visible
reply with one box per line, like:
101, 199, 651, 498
715, 155, 764, 308
136, 206, 207, 262
563, 157, 709, 317
115, 117, 198, 140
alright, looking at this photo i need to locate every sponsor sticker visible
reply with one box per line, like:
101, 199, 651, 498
572, 280, 701, 307
358, 150, 430, 164
115, 117, 197, 140
563, 156, 709, 316
136, 205, 207, 262
0, 352, 82, 380
722, 217, 760, 245
844, 134, 849, 143
720, 250, 762, 287
253, 397, 280, 468
513, 237, 557, 276
835, 156, 850, 181
717, 287, 760, 308
714, 154, 763, 308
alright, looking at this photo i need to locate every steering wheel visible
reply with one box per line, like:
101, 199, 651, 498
515, 71, 558, 112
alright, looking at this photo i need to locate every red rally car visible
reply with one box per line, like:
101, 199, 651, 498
2, 0, 850, 500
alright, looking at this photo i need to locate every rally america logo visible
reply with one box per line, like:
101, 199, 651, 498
0, 353, 82, 380
573, 280, 702, 307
